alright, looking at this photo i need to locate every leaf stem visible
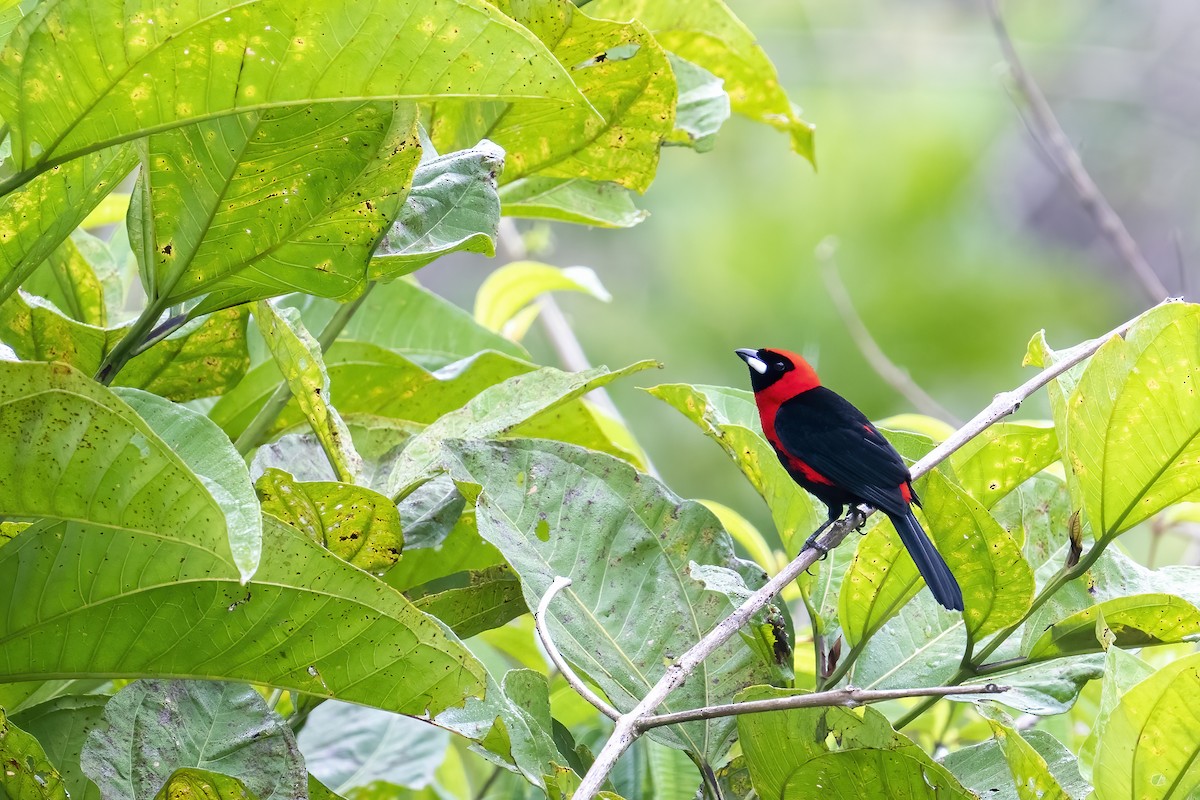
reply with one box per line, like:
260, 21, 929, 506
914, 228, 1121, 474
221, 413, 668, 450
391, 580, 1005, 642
94, 296, 173, 385
233, 286, 375, 456
818, 635, 868, 690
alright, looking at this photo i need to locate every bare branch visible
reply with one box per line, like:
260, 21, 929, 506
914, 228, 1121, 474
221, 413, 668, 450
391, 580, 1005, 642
816, 239, 960, 425
638, 684, 1007, 730
986, 0, 1169, 301
571, 298, 1173, 800
534, 576, 620, 721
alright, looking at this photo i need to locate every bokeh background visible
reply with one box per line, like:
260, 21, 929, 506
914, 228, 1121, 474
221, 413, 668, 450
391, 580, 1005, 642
429, 0, 1196, 546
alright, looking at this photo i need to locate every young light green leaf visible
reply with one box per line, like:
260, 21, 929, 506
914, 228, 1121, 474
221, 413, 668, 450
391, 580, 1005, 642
0, 710, 68, 800
134, 104, 421, 316
152, 769, 259, 800
0, 517, 486, 716
115, 387, 261, 582
978, 706, 1071, 800
1094, 651, 1200, 800
949, 422, 1059, 510
384, 360, 658, 496
1077, 647, 1153, 782
256, 467, 402, 572
372, 141, 504, 276
444, 438, 787, 763
431, 0, 675, 192
298, 701, 449, 794
666, 53, 729, 151
648, 383, 820, 554
10, 695, 109, 800
474, 260, 610, 334
587, 0, 815, 161
81, 680, 305, 800
0, 0, 590, 173
1068, 303, 1200, 539
23, 235, 107, 327
0, 146, 136, 303
499, 177, 647, 228
1025, 594, 1200, 663
254, 300, 362, 483
412, 565, 526, 639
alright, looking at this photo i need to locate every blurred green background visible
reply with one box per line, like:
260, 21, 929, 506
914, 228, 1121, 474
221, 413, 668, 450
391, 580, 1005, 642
429, 0, 1195, 537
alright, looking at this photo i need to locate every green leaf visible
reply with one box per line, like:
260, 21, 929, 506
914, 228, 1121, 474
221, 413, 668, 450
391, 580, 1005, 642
1094, 651, 1200, 800
298, 701, 449, 794
0, 516, 486, 717
0, 361, 240, 571
23, 236, 107, 327
384, 360, 658, 496
1026, 594, 1200, 662
665, 53, 729, 151
372, 141, 504, 276
736, 693, 965, 800
840, 470, 1033, 646
978, 706, 1071, 800
957, 655, 1103, 716
412, 565, 527, 639
942, 729, 1090, 800
133, 103, 421, 315
474, 260, 610, 334
847, 590, 965, 690
431, 0, 675, 192
444, 438, 787, 763
435, 669, 566, 790
499, 177, 647, 228
254, 300, 362, 483
10, 695, 109, 800
949, 422, 1059, 509
0, 289, 108, 366
587, 0, 815, 161
648, 383, 819, 554
0, 0, 591, 173
0, 709, 68, 800
256, 468, 402, 572
152, 769, 259, 800
1078, 647, 1153, 782
81, 680, 305, 800
0, 146, 136, 302
646, 739, 700, 799
782, 749, 973, 799
115, 387, 261, 581
1067, 303, 1200, 538
384, 507, 503, 596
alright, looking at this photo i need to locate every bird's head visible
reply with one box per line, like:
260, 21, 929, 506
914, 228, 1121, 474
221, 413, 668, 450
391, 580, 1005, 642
735, 347, 821, 396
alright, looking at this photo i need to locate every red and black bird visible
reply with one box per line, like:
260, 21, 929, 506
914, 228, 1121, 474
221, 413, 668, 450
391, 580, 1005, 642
736, 347, 963, 611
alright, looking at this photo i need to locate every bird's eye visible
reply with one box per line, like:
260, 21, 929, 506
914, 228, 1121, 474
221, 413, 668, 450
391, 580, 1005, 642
773, 361, 785, 371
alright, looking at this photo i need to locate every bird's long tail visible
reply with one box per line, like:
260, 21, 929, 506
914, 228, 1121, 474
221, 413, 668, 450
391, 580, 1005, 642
889, 510, 964, 612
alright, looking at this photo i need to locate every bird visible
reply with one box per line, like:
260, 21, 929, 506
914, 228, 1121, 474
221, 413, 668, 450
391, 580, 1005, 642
735, 347, 963, 612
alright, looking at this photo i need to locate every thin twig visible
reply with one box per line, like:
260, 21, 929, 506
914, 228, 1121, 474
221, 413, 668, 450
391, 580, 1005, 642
571, 299, 1172, 800
496, 219, 661, 478
637, 684, 1006, 730
816, 239, 960, 425
534, 577, 621, 721
986, 0, 1169, 301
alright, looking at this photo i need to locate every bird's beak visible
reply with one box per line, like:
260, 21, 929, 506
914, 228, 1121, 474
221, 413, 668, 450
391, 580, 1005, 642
735, 348, 768, 375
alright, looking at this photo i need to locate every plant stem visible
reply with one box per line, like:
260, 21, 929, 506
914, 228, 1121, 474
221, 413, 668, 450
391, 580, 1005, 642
892, 667, 972, 730
233, 286, 374, 456
94, 296, 173, 385
818, 636, 868, 690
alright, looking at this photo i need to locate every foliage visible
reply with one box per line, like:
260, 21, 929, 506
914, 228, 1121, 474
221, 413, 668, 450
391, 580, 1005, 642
0, 1, 1195, 799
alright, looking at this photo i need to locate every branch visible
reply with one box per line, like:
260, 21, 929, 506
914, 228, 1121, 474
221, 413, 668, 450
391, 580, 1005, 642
986, 0, 1169, 302
637, 684, 1007, 730
571, 299, 1172, 800
816, 239, 960, 425
534, 577, 621, 721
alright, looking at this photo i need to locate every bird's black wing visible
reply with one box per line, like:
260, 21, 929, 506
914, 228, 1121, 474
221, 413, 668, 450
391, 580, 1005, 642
772, 386, 912, 515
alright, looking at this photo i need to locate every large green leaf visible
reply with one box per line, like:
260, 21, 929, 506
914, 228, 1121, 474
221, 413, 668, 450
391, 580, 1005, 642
1067, 303, 1200, 538
1025, 594, 1200, 663
254, 300, 362, 483
0, 517, 486, 717
298, 701, 449, 796
444, 438, 787, 763
412, 565, 527, 639
0, 709, 68, 800
153, 770, 259, 800
977, 706, 1071, 800
132, 103, 421, 315
10, 695, 109, 800
0, 0, 591, 173
372, 141, 504, 276
498, 176, 647, 228
949, 422, 1059, 510
587, 0, 815, 160
782, 749, 973, 799
943, 728, 1090, 800
23, 235, 107, 327
431, 0, 675, 192
839, 470, 1033, 646
1094, 651, 1200, 800
384, 360, 657, 496
81, 680, 305, 800
1077, 647, 1153, 782
0, 145, 136, 302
